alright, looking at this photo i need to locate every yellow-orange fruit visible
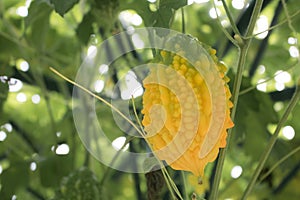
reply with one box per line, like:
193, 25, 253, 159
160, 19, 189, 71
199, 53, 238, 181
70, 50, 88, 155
141, 43, 234, 177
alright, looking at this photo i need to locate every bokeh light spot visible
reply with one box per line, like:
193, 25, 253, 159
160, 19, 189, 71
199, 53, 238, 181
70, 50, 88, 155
282, 125, 295, 140
231, 165, 243, 179
16, 92, 27, 103
112, 136, 129, 151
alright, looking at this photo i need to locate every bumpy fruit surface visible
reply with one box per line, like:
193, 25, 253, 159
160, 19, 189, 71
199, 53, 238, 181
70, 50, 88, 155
142, 38, 234, 176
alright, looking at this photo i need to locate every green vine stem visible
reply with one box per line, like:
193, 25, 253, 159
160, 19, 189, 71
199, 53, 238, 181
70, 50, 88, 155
209, 0, 264, 199
49, 67, 144, 136
220, 0, 241, 35
241, 81, 300, 199
259, 145, 300, 183
239, 62, 297, 95
180, 171, 189, 200
131, 97, 183, 200
181, 7, 185, 34
212, 0, 238, 46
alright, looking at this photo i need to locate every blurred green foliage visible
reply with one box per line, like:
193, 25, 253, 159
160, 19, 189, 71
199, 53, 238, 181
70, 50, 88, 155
0, 0, 300, 199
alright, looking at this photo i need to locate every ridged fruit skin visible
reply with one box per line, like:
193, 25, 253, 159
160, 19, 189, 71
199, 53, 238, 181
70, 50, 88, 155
142, 38, 234, 177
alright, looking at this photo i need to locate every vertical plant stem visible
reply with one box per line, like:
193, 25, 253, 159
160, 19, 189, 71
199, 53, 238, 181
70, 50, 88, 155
209, 1, 264, 199
245, 1, 264, 38
180, 171, 189, 200
181, 7, 185, 34
241, 83, 300, 199
208, 45, 247, 200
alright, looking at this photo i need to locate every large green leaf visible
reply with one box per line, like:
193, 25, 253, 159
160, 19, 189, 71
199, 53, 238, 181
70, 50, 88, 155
39, 154, 73, 187
25, 0, 52, 50
50, 0, 79, 16
76, 12, 94, 45
160, 0, 187, 10
231, 74, 278, 160
0, 162, 29, 199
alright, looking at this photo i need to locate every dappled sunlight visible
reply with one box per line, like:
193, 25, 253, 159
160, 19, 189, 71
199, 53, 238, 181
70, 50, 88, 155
209, 7, 220, 19
288, 37, 297, 45
119, 10, 143, 27
2, 123, 13, 132
94, 80, 105, 93
55, 143, 70, 155
254, 15, 269, 39
30, 162, 37, 171
231, 165, 243, 179
273, 101, 284, 112
56, 131, 62, 137
0, 131, 7, 141
282, 125, 295, 140
16, 6, 28, 17
8, 78, 23, 92
98, 64, 109, 74
257, 65, 266, 74
275, 82, 285, 91
131, 33, 145, 49
31, 94, 41, 104
16, 59, 30, 72
120, 71, 144, 100
87, 45, 97, 58
232, 0, 245, 10
256, 79, 267, 92
112, 136, 129, 151
16, 92, 27, 103
289, 46, 299, 58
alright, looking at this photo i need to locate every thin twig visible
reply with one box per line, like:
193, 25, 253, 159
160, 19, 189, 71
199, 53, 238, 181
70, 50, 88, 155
221, 0, 241, 35
244, 9, 300, 39
259, 145, 300, 183
131, 96, 183, 200
280, 0, 300, 64
240, 62, 297, 95
49, 67, 144, 136
212, 0, 238, 47
180, 171, 189, 200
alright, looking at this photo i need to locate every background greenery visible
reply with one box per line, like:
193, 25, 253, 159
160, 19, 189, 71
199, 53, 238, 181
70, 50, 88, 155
0, 0, 300, 199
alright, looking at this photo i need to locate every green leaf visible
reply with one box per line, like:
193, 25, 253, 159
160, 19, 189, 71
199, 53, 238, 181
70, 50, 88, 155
25, 0, 52, 50
1, 0, 21, 10
231, 74, 278, 160
228, 71, 278, 160
153, 0, 187, 28
39, 154, 73, 187
76, 12, 94, 45
0, 79, 8, 114
50, 0, 79, 16
153, 7, 174, 28
0, 162, 29, 199
160, 0, 187, 10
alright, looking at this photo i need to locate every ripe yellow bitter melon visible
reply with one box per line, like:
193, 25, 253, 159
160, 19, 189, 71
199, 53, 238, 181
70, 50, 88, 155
142, 36, 234, 176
